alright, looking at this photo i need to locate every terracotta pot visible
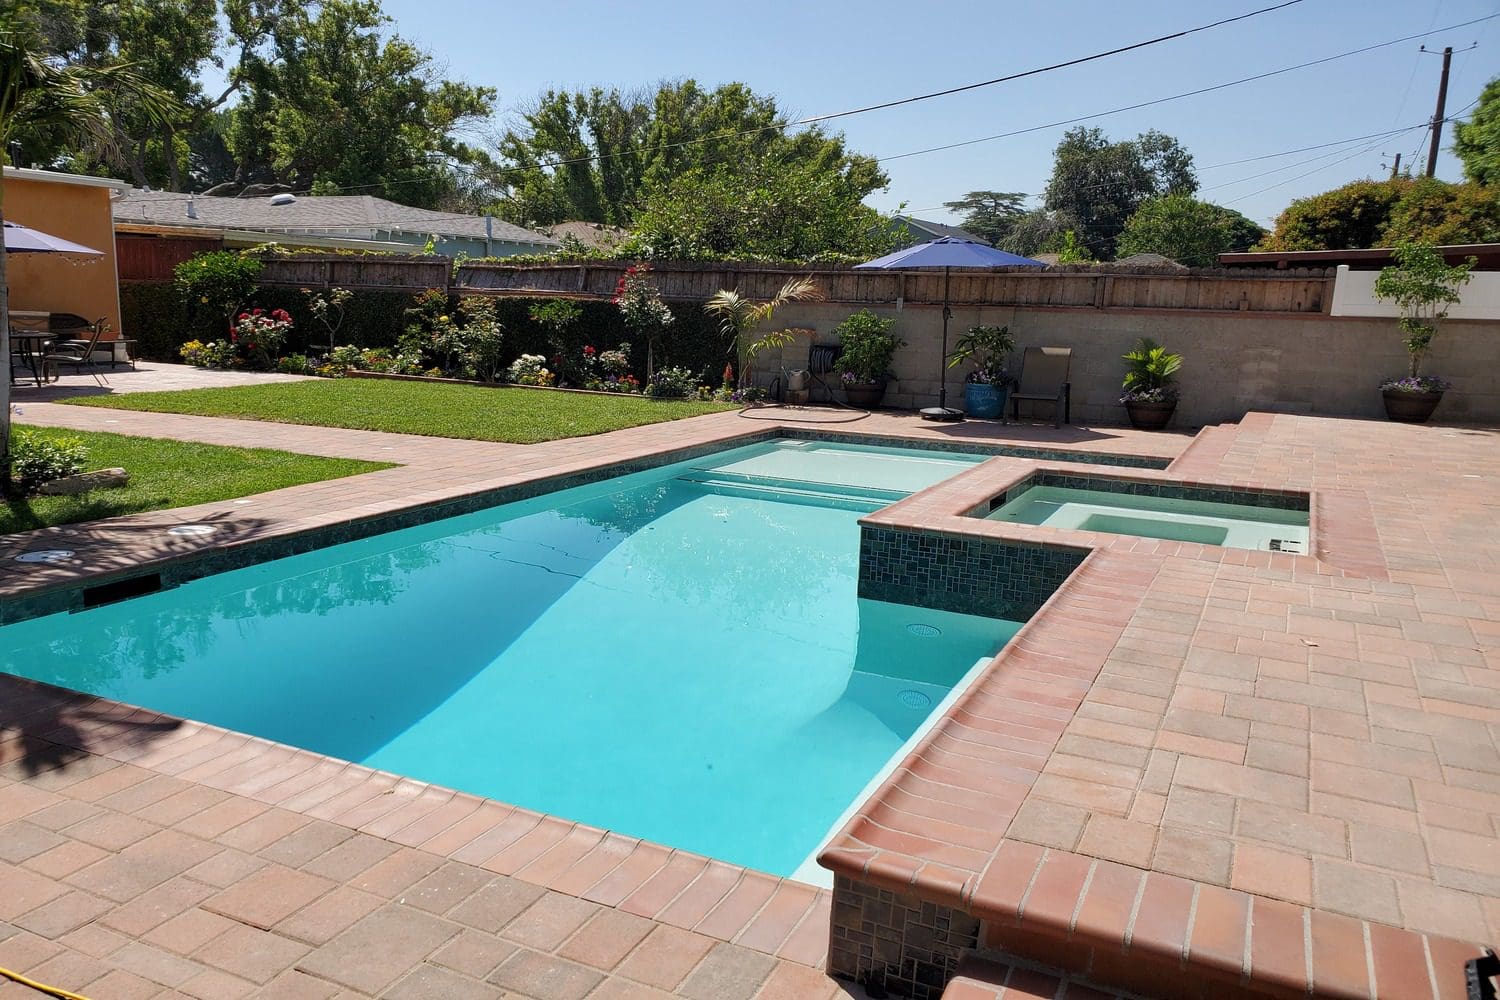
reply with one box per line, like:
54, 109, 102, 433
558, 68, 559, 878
843, 380, 886, 408
1381, 388, 1443, 423
1125, 399, 1177, 430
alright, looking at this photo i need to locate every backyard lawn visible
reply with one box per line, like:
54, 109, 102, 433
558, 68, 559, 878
65, 379, 738, 443
3, 427, 393, 535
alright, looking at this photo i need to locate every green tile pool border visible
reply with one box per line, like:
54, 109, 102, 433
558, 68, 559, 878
976, 471, 1312, 517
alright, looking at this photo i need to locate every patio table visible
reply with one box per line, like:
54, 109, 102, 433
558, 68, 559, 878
9, 332, 54, 387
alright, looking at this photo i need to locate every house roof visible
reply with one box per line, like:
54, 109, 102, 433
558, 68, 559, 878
893, 215, 991, 246
1108, 252, 1187, 269
543, 221, 628, 251
113, 190, 558, 248
6, 166, 130, 191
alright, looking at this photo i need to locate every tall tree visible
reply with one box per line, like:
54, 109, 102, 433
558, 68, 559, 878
1043, 127, 1197, 259
1, 5, 175, 495
1116, 195, 1264, 266
621, 158, 897, 262
490, 80, 887, 230
14, 0, 279, 191
226, 0, 497, 208
941, 190, 1026, 245
1453, 75, 1500, 187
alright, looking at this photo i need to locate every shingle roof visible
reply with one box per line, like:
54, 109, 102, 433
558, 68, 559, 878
114, 190, 558, 247
894, 215, 991, 246
543, 221, 628, 251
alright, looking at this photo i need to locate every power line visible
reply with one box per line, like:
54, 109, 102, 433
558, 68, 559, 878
1202, 124, 1428, 191
870, 12, 1500, 167
1221, 137, 1394, 205
179, 0, 1312, 198
1196, 124, 1433, 169
794, 0, 1305, 125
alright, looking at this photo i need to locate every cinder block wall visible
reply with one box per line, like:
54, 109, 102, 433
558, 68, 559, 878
750, 303, 1500, 426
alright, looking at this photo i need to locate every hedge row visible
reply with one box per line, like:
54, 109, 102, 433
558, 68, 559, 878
119, 282, 738, 384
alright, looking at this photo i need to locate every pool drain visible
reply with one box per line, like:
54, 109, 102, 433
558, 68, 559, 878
897, 689, 933, 709
14, 550, 74, 564
906, 623, 942, 638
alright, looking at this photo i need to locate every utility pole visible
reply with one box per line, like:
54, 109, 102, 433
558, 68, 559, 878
1389, 152, 1402, 179
1425, 45, 1453, 178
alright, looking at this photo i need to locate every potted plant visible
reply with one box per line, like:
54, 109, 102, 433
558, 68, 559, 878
1372, 241, 1474, 424
834, 309, 903, 408
1120, 338, 1182, 430
947, 324, 1015, 419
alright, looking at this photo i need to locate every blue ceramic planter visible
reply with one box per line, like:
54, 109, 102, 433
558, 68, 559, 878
965, 382, 1007, 419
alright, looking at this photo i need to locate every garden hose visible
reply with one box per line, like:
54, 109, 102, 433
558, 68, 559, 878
0, 966, 93, 1000
736, 371, 873, 423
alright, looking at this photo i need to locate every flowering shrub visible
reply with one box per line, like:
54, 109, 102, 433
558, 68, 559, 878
613, 264, 673, 331
965, 362, 1015, 387
645, 366, 697, 399
276, 354, 316, 375
11, 430, 88, 490
321, 344, 423, 376
232, 307, 294, 366
1119, 386, 1179, 404
507, 354, 555, 386
1380, 375, 1452, 393
833, 310, 902, 383
179, 339, 238, 369
598, 344, 631, 376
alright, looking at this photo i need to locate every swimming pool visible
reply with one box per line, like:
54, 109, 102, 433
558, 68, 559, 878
0, 440, 1021, 877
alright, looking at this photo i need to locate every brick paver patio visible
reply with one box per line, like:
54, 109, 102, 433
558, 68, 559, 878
2, 385, 1495, 998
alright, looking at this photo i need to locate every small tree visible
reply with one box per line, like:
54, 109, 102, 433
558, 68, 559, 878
1372, 241, 1475, 383
703, 277, 822, 388
175, 251, 263, 339
305, 286, 353, 354
613, 263, 673, 377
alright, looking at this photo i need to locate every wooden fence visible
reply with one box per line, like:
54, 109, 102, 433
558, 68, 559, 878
118, 245, 1339, 315
458, 261, 1335, 315
255, 254, 453, 292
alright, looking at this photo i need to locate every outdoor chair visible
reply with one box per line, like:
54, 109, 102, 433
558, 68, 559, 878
43, 317, 109, 386
1010, 346, 1072, 428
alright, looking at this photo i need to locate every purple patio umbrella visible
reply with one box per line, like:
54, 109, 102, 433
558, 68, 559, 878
856, 237, 1044, 422
3, 220, 104, 255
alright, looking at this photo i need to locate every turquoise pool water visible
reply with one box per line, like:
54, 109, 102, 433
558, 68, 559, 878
0, 440, 1020, 877
987, 485, 1309, 552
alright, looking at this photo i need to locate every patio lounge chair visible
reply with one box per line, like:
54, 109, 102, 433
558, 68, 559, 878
1010, 346, 1072, 428
43, 317, 109, 386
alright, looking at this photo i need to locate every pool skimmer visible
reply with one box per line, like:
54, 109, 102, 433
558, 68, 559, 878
14, 550, 75, 564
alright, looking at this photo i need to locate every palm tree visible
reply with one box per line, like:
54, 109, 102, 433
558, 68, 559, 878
703, 276, 822, 389
0, 20, 176, 496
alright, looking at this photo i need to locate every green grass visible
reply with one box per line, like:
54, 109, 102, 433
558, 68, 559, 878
3, 427, 393, 535
65, 379, 737, 443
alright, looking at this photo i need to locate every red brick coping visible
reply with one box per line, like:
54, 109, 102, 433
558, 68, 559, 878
0, 673, 832, 967
818, 456, 1481, 998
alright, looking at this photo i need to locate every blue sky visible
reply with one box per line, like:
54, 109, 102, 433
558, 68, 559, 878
381, 0, 1494, 226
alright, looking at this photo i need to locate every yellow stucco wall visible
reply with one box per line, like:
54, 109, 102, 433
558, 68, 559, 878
4, 175, 122, 339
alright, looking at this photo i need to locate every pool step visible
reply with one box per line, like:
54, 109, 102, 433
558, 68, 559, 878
674, 471, 894, 512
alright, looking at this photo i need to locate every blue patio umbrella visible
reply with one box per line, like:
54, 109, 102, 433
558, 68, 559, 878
2, 220, 103, 255
856, 237, 1045, 421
